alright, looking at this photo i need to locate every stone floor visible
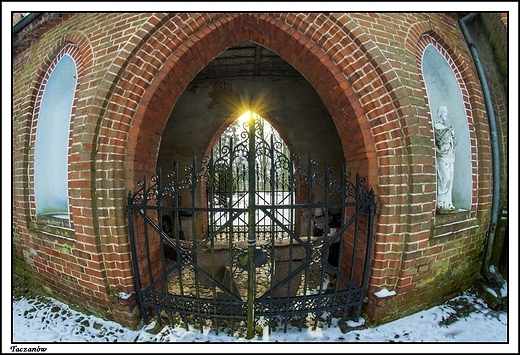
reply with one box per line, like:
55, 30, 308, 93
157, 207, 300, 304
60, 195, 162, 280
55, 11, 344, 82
165, 261, 332, 300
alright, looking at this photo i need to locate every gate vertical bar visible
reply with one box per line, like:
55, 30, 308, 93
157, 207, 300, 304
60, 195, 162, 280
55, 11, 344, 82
357, 190, 376, 319
246, 110, 256, 339
127, 191, 147, 323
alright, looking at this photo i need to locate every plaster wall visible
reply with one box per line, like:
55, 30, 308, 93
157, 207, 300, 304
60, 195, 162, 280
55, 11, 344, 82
157, 77, 344, 176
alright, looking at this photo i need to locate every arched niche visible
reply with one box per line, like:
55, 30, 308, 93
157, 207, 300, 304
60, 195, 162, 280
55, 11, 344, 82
422, 44, 472, 211
34, 54, 77, 219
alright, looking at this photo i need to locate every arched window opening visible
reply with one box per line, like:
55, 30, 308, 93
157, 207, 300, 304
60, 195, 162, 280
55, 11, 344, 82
34, 54, 77, 220
209, 111, 294, 242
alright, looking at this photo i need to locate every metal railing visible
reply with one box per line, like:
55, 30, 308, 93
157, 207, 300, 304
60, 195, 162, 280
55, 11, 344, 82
127, 115, 375, 338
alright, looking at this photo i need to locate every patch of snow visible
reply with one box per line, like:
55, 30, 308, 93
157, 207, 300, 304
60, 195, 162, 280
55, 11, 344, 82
486, 287, 498, 298
500, 281, 508, 297
6, 288, 512, 353
374, 288, 396, 298
118, 292, 133, 300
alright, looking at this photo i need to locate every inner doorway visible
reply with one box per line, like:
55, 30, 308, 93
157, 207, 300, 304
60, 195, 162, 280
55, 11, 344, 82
128, 110, 376, 337
209, 111, 294, 244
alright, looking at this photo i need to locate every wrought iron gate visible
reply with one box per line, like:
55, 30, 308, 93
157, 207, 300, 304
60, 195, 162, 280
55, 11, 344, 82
127, 114, 376, 338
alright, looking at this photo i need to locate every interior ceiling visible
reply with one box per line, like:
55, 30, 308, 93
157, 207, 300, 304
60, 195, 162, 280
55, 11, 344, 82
192, 41, 303, 81
160, 40, 345, 172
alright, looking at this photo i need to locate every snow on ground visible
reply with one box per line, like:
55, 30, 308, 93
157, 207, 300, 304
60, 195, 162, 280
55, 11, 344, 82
5, 284, 515, 354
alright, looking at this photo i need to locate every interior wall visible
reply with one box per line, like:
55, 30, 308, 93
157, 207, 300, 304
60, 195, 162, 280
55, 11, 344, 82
157, 76, 345, 186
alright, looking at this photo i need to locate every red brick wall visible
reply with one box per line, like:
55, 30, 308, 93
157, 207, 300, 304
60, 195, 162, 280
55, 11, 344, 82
12, 12, 499, 327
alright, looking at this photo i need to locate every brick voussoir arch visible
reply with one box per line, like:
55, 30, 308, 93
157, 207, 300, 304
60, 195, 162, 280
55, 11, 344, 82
121, 13, 385, 188
382, 24, 484, 297
100, 11, 414, 285
75, 14, 179, 298
336, 27, 422, 293
91, 12, 421, 300
120, 10, 407, 275
27, 35, 93, 224
15, 35, 92, 257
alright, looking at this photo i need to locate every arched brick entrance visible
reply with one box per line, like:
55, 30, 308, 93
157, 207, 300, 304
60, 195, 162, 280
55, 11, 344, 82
92, 13, 409, 326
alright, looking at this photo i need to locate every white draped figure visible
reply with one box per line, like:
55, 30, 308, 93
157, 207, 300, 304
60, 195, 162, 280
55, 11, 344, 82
434, 106, 457, 213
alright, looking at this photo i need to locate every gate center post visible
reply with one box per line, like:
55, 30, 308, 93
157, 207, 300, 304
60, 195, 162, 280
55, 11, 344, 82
246, 110, 257, 339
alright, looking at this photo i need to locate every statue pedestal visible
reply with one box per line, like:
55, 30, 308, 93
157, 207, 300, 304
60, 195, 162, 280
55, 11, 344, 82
436, 207, 458, 215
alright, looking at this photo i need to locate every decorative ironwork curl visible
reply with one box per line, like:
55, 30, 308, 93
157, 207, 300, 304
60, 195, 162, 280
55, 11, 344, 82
129, 180, 146, 205
343, 173, 357, 201
232, 142, 249, 162
147, 174, 159, 202
129, 175, 160, 206
196, 156, 211, 183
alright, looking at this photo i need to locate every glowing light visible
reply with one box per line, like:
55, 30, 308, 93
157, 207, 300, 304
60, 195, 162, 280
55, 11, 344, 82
237, 110, 254, 126
214, 89, 274, 122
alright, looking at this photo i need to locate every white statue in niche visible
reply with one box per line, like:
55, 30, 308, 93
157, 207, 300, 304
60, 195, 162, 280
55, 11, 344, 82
434, 105, 458, 214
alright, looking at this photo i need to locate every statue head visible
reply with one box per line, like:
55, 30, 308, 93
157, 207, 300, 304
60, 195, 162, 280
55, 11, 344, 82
437, 106, 448, 121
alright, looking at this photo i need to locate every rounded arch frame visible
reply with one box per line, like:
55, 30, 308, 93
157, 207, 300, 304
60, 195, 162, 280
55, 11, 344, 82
90, 12, 429, 303
26, 36, 93, 229
416, 32, 480, 216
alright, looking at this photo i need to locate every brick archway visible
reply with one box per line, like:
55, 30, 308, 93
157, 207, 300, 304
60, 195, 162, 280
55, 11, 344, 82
96, 13, 413, 323
120, 13, 387, 188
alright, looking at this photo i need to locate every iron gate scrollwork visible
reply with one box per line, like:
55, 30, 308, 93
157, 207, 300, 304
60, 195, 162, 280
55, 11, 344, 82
127, 114, 376, 338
